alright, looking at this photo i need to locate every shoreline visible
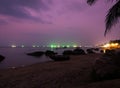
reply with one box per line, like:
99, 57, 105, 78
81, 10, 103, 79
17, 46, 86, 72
0, 54, 120, 88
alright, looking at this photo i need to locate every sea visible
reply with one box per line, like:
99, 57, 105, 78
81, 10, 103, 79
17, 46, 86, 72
0, 47, 99, 69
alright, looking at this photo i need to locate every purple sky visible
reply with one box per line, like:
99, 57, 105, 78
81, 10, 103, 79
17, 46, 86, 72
0, 0, 120, 46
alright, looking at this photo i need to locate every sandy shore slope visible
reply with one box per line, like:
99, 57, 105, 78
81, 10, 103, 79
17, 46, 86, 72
0, 54, 120, 88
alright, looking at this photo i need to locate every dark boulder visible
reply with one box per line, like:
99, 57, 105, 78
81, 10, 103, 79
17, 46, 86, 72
45, 50, 57, 57
86, 49, 95, 54
92, 55, 120, 81
27, 51, 44, 57
73, 48, 86, 55
93, 48, 99, 51
100, 50, 104, 53
62, 50, 73, 55
49, 55, 70, 61
0, 55, 5, 62
104, 49, 116, 56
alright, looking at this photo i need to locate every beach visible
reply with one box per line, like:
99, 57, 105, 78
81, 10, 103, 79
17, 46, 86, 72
0, 54, 120, 88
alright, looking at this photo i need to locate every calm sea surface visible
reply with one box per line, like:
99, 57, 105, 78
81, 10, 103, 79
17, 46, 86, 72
0, 47, 98, 69
0, 47, 76, 69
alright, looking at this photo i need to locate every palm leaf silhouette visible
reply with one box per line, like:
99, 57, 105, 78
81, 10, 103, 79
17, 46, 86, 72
87, 0, 120, 36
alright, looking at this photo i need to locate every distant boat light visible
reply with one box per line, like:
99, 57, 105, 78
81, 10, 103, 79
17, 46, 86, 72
37, 46, 39, 47
66, 45, 70, 48
11, 45, 16, 48
21, 45, 24, 48
73, 45, 77, 48
32, 45, 36, 48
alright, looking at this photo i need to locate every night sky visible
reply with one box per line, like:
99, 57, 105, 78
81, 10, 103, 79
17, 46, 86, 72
0, 0, 120, 46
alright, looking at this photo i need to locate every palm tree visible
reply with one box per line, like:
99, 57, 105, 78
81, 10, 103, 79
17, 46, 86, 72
87, 0, 120, 36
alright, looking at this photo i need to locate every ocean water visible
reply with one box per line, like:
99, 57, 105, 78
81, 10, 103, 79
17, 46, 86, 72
0, 47, 99, 69
0, 47, 75, 69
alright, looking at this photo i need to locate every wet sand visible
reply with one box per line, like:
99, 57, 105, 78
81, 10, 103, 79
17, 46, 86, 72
0, 54, 120, 88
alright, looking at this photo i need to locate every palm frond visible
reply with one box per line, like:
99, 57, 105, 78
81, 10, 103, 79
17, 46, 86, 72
87, 0, 98, 5
104, 0, 120, 35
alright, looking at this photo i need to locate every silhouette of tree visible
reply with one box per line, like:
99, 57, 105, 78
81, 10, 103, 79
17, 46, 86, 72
87, 0, 120, 36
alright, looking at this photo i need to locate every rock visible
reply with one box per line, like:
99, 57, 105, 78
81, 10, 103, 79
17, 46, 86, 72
92, 56, 120, 80
45, 50, 57, 57
100, 50, 104, 53
73, 48, 86, 55
62, 50, 73, 55
112, 51, 120, 67
93, 48, 99, 51
27, 51, 44, 57
49, 55, 70, 61
0, 55, 5, 62
86, 49, 95, 54
104, 49, 116, 56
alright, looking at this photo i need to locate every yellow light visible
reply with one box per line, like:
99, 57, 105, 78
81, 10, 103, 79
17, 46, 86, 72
111, 43, 115, 46
103, 43, 110, 48
103, 49, 106, 53
115, 43, 119, 46
73, 45, 77, 48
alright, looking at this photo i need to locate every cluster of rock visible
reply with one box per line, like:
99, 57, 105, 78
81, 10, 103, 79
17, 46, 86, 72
26, 47, 99, 61
44, 50, 70, 61
45, 50, 57, 57
92, 49, 120, 80
63, 48, 86, 55
0, 55, 5, 62
63, 47, 100, 55
27, 50, 70, 61
27, 51, 44, 57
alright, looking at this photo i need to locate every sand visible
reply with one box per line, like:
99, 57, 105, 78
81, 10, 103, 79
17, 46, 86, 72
0, 54, 120, 88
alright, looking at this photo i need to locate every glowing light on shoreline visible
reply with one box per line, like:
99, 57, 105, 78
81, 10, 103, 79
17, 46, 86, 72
49, 43, 79, 48
66, 45, 70, 48
79, 45, 82, 47
73, 45, 77, 48
21, 45, 24, 48
102, 43, 110, 48
11, 45, 16, 48
50, 45, 57, 48
32, 45, 36, 48
102, 43, 119, 49
37, 45, 39, 47
57, 45, 60, 48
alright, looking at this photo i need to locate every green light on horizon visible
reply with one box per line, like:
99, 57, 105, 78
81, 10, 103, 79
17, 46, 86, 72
50, 45, 54, 48
66, 45, 70, 48
57, 45, 60, 48
50, 45, 57, 48
50, 43, 78, 48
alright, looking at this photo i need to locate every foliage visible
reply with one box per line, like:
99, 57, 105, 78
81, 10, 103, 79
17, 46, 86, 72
87, 0, 120, 36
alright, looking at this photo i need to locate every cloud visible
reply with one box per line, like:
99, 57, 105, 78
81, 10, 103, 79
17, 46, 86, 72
0, 0, 88, 24
0, 19, 8, 25
0, 0, 51, 23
